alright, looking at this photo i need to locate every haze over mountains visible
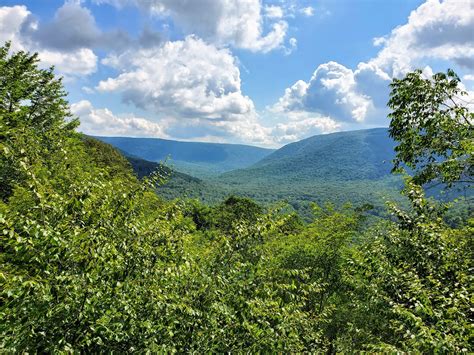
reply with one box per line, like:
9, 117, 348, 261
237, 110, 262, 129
97, 128, 404, 214
96, 136, 274, 178
97, 128, 395, 181
221, 128, 396, 183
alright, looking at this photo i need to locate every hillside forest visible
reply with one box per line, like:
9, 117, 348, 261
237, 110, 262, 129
1, 42, 473, 352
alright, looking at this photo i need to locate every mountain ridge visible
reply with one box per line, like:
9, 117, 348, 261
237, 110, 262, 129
95, 136, 275, 178
220, 128, 396, 182
96, 128, 404, 213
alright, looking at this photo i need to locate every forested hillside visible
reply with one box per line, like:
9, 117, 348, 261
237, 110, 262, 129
223, 128, 396, 182
126, 127, 468, 218
1, 44, 473, 353
96, 136, 274, 178
215, 128, 401, 216
111, 128, 404, 215
124, 152, 226, 203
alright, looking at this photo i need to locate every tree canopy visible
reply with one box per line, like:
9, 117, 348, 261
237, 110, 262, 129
1, 43, 472, 352
388, 68, 473, 186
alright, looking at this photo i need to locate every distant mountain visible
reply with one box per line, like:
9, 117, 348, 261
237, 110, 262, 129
220, 128, 396, 183
126, 155, 199, 182
211, 128, 403, 217
122, 153, 225, 202
81, 135, 222, 201
92, 130, 466, 219
95, 136, 275, 178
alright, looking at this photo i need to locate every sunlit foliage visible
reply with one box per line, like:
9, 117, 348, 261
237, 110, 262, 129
1, 43, 472, 352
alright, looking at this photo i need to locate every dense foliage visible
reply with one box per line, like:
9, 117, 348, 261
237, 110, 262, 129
1, 43, 472, 352
389, 69, 473, 186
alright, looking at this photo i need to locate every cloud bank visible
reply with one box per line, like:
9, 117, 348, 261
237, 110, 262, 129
94, 0, 292, 52
1, 0, 473, 146
271, 0, 474, 130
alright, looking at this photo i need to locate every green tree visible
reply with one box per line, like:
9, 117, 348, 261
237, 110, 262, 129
0, 42, 77, 200
388, 69, 473, 186
215, 195, 263, 233
351, 68, 474, 352
0, 42, 188, 352
355, 180, 473, 352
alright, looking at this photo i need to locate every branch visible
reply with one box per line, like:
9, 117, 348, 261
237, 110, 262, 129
447, 94, 473, 127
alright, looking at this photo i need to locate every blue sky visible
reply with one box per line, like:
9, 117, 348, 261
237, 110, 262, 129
1, 0, 473, 146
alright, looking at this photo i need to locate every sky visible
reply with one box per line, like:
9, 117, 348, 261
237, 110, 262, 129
0, 0, 473, 147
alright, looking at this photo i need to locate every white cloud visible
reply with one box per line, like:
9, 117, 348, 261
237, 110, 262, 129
369, 0, 474, 75
168, 116, 274, 146
94, 0, 289, 53
0, 5, 98, 76
71, 100, 280, 146
96, 35, 285, 146
265, 5, 284, 19
71, 100, 168, 137
72, 98, 343, 148
98, 36, 255, 121
272, 61, 375, 123
284, 37, 297, 55
161, 112, 339, 147
271, 0, 474, 132
38, 48, 97, 76
1, 4, 301, 146
300, 6, 314, 17
372, 36, 386, 47
271, 113, 341, 143
22, 1, 162, 53
463, 74, 474, 81
0, 2, 163, 78
353, 61, 391, 110
0, 5, 29, 52
25, 2, 101, 51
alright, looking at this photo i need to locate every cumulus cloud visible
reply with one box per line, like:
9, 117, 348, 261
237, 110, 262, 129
72, 99, 280, 146
94, 29, 337, 146
163, 115, 274, 145
71, 100, 168, 137
21, 1, 163, 53
272, 62, 375, 123
0, 5, 29, 52
369, 0, 474, 75
72, 98, 338, 147
39, 48, 98, 76
94, 0, 289, 53
97, 36, 255, 122
22, 2, 102, 51
0, 2, 163, 77
95, 35, 287, 145
0, 5, 98, 76
271, 113, 341, 144
1, 4, 300, 145
271, 0, 474, 131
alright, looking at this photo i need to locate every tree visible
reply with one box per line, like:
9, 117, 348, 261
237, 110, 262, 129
215, 195, 263, 233
388, 69, 473, 186
355, 180, 473, 352
0, 42, 187, 352
351, 69, 474, 352
0, 41, 76, 200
